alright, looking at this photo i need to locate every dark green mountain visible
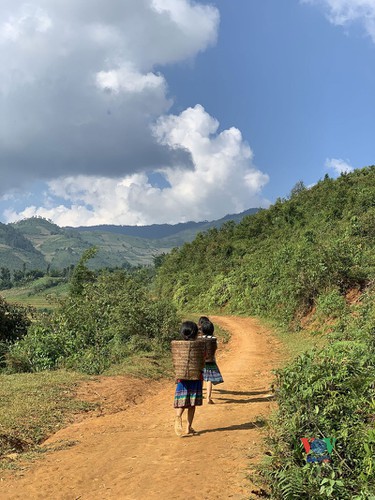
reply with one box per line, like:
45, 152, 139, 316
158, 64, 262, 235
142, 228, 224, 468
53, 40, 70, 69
0, 209, 259, 272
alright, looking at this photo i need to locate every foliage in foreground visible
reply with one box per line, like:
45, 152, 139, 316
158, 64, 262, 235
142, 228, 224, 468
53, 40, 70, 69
255, 288, 375, 498
0, 296, 32, 367
6, 268, 180, 375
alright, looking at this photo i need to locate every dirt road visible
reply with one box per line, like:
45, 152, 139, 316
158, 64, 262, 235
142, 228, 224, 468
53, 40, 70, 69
1, 316, 282, 500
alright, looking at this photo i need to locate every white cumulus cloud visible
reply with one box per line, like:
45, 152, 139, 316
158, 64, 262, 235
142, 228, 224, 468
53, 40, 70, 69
5, 106, 269, 226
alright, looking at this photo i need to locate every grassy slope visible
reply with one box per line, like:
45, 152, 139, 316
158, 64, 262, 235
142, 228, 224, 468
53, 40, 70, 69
1, 279, 69, 309
0, 371, 91, 459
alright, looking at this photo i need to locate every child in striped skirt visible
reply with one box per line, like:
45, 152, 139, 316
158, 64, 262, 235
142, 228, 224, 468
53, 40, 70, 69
199, 317, 224, 404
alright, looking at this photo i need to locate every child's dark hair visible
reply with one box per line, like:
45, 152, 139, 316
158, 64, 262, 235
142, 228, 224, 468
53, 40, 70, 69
180, 321, 198, 340
198, 316, 210, 327
201, 320, 214, 336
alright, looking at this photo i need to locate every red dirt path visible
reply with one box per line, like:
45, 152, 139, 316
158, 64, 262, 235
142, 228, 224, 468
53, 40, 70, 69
1, 315, 282, 500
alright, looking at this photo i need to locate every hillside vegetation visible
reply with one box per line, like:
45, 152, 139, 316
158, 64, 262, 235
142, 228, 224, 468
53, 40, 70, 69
156, 168, 374, 323
156, 167, 375, 498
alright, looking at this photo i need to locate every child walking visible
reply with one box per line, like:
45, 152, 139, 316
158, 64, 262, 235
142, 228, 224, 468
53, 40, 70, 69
172, 321, 205, 436
198, 317, 224, 404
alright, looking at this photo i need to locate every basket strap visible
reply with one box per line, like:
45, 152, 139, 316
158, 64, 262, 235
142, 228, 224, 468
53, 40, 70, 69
188, 341, 191, 378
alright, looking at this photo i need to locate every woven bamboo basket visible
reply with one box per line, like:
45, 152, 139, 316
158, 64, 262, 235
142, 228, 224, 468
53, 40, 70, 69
202, 336, 217, 362
171, 340, 206, 380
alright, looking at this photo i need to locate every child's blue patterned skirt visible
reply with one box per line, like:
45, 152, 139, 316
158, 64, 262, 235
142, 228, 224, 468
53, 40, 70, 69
203, 361, 224, 384
174, 379, 203, 408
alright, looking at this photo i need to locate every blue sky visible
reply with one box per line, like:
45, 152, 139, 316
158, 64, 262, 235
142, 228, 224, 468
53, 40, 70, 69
0, 0, 374, 226
164, 0, 375, 198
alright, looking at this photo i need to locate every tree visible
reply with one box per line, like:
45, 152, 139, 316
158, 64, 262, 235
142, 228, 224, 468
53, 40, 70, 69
13, 269, 25, 284
289, 180, 306, 198
69, 247, 98, 296
0, 297, 31, 344
0, 267, 12, 289
153, 253, 167, 269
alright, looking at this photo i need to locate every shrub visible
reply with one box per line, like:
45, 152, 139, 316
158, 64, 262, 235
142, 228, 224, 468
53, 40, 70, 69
264, 340, 375, 499
315, 288, 347, 319
0, 296, 31, 344
0, 296, 32, 367
7, 270, 180, 374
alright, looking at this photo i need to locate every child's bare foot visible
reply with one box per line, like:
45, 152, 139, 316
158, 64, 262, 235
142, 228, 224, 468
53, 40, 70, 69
185, 428, 199, 435
207, 398, 214, 404
174, 416, 183, 436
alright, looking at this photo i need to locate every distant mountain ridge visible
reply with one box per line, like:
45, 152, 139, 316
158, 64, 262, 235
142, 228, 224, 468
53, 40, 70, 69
71, 208, 258, 239
0, 208, 259, 272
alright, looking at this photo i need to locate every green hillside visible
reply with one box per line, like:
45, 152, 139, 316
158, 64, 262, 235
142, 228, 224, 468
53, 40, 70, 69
10, 217, 134, 270
156, 168, 375, 323
0, 222, 47, 271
